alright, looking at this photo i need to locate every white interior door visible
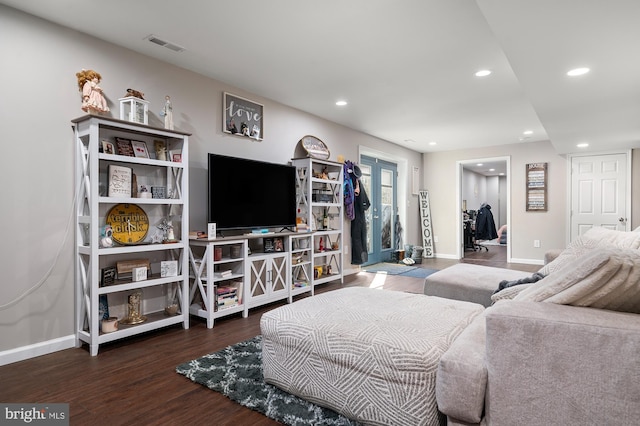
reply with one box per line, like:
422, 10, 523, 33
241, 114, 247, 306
570, 153, 629, 240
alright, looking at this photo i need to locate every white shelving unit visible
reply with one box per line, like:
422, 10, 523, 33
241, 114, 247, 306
73, 115, 190, 356
291, 158, 344, 288
189, 232, 304, 328
289, 233, 313, 299
188, 238, 248, 328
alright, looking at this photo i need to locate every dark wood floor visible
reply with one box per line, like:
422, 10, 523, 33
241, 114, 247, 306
1, 251, 539, 425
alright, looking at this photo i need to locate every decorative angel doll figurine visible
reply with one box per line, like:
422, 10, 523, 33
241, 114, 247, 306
160, 95, 174, 130
76, 69, 110, 113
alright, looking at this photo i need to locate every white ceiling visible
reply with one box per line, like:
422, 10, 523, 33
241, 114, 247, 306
3, 0, 640, 156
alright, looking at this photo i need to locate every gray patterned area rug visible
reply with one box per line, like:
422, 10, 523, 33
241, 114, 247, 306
176, 335, 359, 426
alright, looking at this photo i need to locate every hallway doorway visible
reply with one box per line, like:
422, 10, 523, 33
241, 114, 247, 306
457, 157, 510, 261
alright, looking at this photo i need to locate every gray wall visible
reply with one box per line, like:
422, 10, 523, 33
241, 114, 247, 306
424, 141, 569, 262
0, 6, 423, 354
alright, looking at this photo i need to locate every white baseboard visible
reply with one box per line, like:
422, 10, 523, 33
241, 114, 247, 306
433, 253, 458, 260
510, 257, 544, 266
0, 335, 76, 366
343, 267, 361, 276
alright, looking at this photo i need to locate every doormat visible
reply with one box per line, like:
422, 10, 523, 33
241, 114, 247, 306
362, 262, 417, 275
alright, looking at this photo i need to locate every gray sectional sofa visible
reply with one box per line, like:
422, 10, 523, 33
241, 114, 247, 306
260, 227, 640, 426
429, 227, 640, 425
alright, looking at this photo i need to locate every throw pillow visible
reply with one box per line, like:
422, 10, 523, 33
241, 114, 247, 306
516, 247, 640, 314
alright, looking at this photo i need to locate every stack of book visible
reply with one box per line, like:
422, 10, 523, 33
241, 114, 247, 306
215, 285, 239, 311
216, 269, 233, 279
296, 223, 310, 232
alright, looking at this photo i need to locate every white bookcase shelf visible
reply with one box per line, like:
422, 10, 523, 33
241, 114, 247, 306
188, 238, 248, 328
291, 158, 344, 289
73, 114, 190, 356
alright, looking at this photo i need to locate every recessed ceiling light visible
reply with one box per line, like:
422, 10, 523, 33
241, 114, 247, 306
567, 67, 590, 77
523, 130, 533, 135
499, 173, 505, 176
429, 141, 437, 146
477, 163, 483, 167
489, 168, 495, 172
335, 100, 347, 106
475, 70, 492, 77
577, 142, 589, 148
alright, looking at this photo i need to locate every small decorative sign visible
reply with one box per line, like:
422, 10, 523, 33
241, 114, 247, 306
151, 186, 166, 199
116, 259, 151, 275
223, 92, 263, 140
100, 266, 117, 286
132, 266, 148, 282
526, 163, 548, 211
298, 135, 330, 160
107, 165, 132, 198
161, 260, 178, 277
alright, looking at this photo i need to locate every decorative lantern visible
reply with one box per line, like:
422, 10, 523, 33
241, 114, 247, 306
119, 96, 150, 125
121, 289, 146, 324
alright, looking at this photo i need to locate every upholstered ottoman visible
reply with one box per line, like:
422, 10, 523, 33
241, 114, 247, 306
424, 264, 532, 307
260, 287, 484, 426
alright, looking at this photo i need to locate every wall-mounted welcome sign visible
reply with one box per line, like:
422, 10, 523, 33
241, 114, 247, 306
223, 92, 264, 140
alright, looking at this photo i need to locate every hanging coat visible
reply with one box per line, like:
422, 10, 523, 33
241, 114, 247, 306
343, 162, 356, 220
351, 179, 370, 264
475, 203, 498, 241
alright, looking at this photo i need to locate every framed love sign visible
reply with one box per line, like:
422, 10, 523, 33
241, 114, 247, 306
223, 92, 264, 140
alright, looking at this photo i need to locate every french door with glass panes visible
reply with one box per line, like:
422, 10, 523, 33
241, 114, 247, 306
360, 155, 397, 265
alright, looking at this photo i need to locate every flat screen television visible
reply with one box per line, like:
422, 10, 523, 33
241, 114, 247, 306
207, 153, 297, 231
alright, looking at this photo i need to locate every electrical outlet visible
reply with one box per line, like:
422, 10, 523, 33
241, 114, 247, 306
534, 239, 541, 248
344, 244, 349, 254
434, 236, 439, 243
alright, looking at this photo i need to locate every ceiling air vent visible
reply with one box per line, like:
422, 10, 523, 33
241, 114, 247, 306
146, 35, 185, 52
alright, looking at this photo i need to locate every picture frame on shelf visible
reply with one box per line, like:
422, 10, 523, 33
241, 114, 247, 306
263, 238, 275, 253
223, 92, 264, 141
169, 149, 182, 162
115, 137, 134, 156
273, 237, 284, 252
101, 140, 115, 155
131, 140, 149, 158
